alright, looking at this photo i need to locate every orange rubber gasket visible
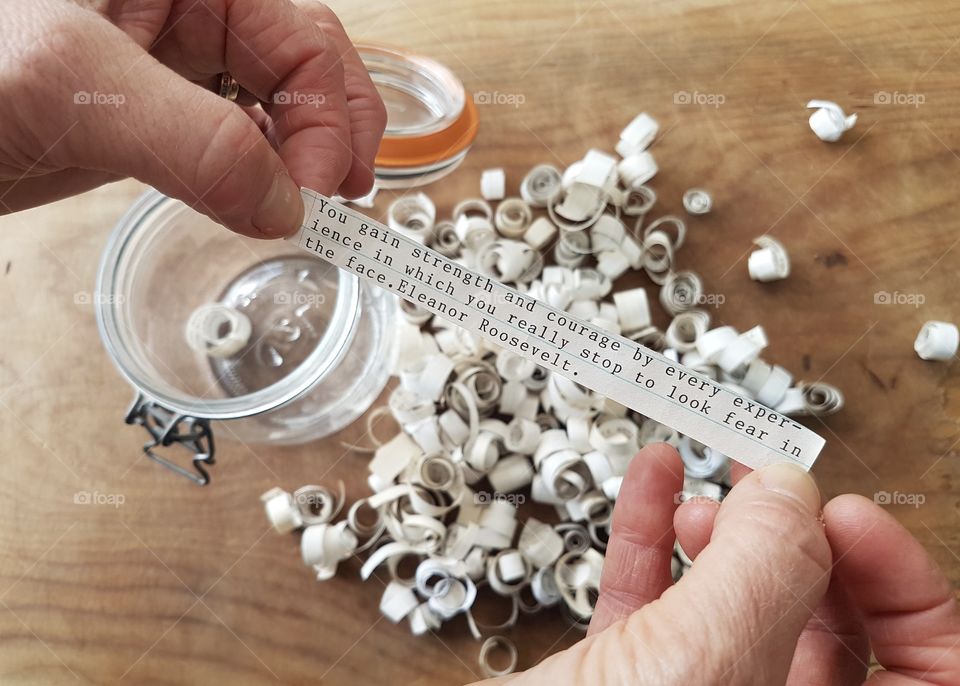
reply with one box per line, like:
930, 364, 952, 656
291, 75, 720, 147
375, 96, 480, 169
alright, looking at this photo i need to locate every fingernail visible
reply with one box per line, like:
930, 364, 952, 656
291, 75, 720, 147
757, 463, 821, 514
253, 172, 304, 237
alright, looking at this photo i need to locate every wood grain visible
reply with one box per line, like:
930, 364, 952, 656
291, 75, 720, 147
1, 0, 959, 683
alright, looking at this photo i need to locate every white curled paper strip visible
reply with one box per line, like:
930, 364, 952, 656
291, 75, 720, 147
617, 112, 659, 156
520, 164, 562, 207
261, 487, 302, 534
666, 310, 710, 353
300, 521, 358, 580
915, 321, 958, 361
481, 168, 506, 201
659, 271, 703, 315
408, 602, 442, 636
185, 303, 251, 358
807, 100, 857, 142
518, 517, 564, 569
380, 580, 420, 623
682, 188, 712, 215
478, 636, 518, 678
291, 191, 825, 471
294, 482, 345, 526
494, 198, 533, 238
749, 236, 790, 282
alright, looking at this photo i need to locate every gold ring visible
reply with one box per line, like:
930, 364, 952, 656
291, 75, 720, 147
218, 73, 240, 102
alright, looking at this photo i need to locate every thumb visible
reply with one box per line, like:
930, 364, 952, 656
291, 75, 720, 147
650, 463, 831, 684
496, 464, 831, 686
63, 29, 305, 238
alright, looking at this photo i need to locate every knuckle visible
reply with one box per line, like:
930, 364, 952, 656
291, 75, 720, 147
193, 106, 270, 212
4, 5, 98, 84
348, 92, 388, 139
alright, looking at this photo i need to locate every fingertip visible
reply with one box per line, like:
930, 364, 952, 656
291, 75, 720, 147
674, 498, 720, 560
337, 164, 375, 199
615, 444, 684, 523
629, 442, 683, 482
822, 493, 880, 536
710, 464, 832, 577
823, 492, 877, 515
251, 171, 305, 238
755, 462, 822, 515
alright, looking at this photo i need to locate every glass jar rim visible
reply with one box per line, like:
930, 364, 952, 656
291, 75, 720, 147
95, 190, 360, 420
358, 43, 479, 175
358, 43, 466, 138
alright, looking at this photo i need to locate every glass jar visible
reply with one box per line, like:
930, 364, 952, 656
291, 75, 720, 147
95, 190, 396, 483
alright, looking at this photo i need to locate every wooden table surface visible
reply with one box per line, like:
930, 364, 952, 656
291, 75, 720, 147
2, 0, 959, 683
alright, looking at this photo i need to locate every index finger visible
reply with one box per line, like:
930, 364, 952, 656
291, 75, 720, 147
589, 443, 684, 635
151, 0, 355, 196
294, 2, 387, 198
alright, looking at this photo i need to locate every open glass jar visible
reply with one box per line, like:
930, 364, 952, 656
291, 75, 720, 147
95, 190, 396, 484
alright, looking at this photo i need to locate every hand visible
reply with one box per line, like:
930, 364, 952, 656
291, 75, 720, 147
0, 0, 386, 238
474, 445, 960, 685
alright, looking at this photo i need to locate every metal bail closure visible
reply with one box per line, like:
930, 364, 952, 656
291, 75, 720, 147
124, 393, 216, 485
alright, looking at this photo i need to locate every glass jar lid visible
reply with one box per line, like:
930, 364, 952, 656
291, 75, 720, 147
358, 44, 479, 186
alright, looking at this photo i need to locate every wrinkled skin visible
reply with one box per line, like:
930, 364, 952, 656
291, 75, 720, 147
473, 445, 960, 685
0, 0, 385, 237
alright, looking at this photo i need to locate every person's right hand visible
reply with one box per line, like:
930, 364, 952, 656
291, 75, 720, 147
0, 0, 386, 238
474, 446, 960, 685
